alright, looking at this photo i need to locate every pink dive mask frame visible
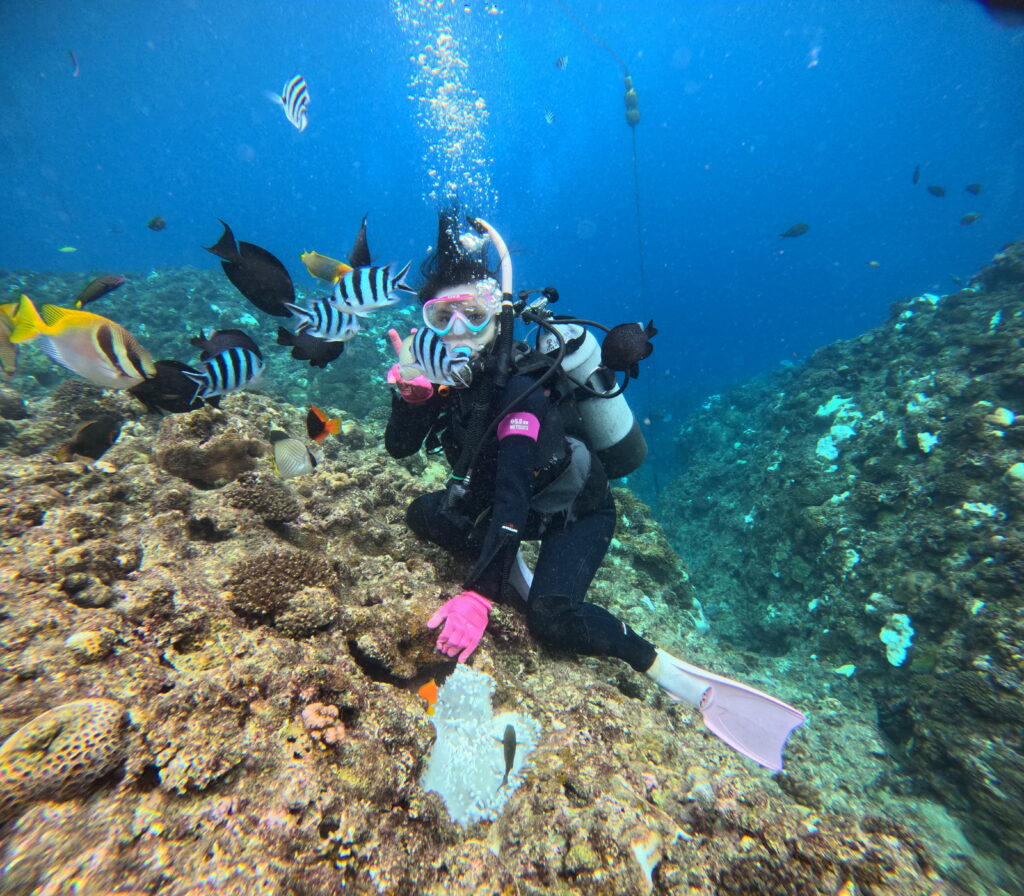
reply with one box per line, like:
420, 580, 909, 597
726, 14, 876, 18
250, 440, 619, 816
422, 285, 500, 336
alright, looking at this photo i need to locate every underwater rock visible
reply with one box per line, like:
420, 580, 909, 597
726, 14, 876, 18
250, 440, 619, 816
222, 546, 338, 627
659, 240, 1024, 887
153, 407, 266, 488
0, 698, 127, 822
0, 385, 26, 420
224, 470, 302, 524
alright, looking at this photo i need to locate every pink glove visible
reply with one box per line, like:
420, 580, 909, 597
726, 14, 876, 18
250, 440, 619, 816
426, 591, 492, 663
387, 328, 433, 403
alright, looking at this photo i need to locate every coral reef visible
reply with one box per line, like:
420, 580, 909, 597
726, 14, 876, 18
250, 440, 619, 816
0, 261, 993, 893
0, 698, 127, 822
659, 242, 1024, 893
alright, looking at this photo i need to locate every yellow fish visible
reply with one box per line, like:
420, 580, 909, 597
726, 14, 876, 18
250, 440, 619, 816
58, 246, 77, 253
300, 250, 353, 283
0, 303, 18, 376
9, 295, 155, 389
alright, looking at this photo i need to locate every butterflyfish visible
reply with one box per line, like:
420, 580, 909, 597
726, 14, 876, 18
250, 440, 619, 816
270, 431, 316, 480
270, 75, 309, 131
9, 295, 155, 389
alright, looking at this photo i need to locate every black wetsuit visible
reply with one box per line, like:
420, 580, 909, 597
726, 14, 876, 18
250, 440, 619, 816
385, 367, 657, 673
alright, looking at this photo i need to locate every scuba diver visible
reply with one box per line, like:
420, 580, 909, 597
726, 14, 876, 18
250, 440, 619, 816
385, 209, 804, 772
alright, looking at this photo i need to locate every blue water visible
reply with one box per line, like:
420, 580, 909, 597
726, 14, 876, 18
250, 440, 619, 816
2, 0, 1022, 416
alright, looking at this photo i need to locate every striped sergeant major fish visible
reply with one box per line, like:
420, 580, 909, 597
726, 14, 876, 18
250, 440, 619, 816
8, 294, 155, 389
409, 327, 473, 388
183, 329, 265, 403
283, 298, 362, 343
269, 75, 309, 132
331, 263, 412, 316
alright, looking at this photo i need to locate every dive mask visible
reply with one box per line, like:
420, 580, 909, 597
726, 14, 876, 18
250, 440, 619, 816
422, 280, 500, 336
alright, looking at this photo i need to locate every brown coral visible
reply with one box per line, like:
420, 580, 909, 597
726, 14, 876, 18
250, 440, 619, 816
222, 547, 338, 625
0, 698, 127, 822
224, 471, 302, 524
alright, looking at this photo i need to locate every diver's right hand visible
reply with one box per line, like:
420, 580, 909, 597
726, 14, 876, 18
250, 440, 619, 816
387, 328, 433, 403
427, 591, 492, 663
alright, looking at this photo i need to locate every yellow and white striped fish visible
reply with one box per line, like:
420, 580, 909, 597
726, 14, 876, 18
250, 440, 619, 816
9, 294, 155, 389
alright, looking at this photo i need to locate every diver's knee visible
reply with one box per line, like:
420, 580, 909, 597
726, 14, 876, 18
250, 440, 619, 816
526, 595, 577, 646
405, 492, 441, 539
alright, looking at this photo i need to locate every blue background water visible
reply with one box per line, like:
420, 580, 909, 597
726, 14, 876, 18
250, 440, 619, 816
1, 0, 1022, 423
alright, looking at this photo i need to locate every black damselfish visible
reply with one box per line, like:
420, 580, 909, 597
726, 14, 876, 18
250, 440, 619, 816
601, 320, 657, 379
128, 359, 208, 414
205, 220, 295, 317
277, 326, 346, 369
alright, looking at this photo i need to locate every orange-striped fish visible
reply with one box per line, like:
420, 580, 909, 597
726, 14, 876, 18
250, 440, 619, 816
418, 679, 439, 715
0, 303, 18, 376
306, 405, 341, 442
9, 295, 155, 389
300, 250, 353, 283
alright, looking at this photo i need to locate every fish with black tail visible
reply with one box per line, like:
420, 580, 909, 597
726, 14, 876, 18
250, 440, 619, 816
205, 220, 295, 317
276, 326, 346, 369
348, 214, 371, 267
601, 320, 657, 378
75, 274, 126, 309
183, 329, 264, 404
55, 416, 122, 462
128, 359, 208, 414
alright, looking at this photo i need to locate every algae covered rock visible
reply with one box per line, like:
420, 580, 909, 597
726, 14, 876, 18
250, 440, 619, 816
222, 546, 339, 628
154, 407, 266, 488
0, 697, 127, 822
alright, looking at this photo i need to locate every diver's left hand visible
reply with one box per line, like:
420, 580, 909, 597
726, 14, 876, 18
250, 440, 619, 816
427, 591, 492, 663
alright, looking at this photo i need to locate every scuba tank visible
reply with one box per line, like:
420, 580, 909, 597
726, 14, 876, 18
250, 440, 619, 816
535, 323, 647, 479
